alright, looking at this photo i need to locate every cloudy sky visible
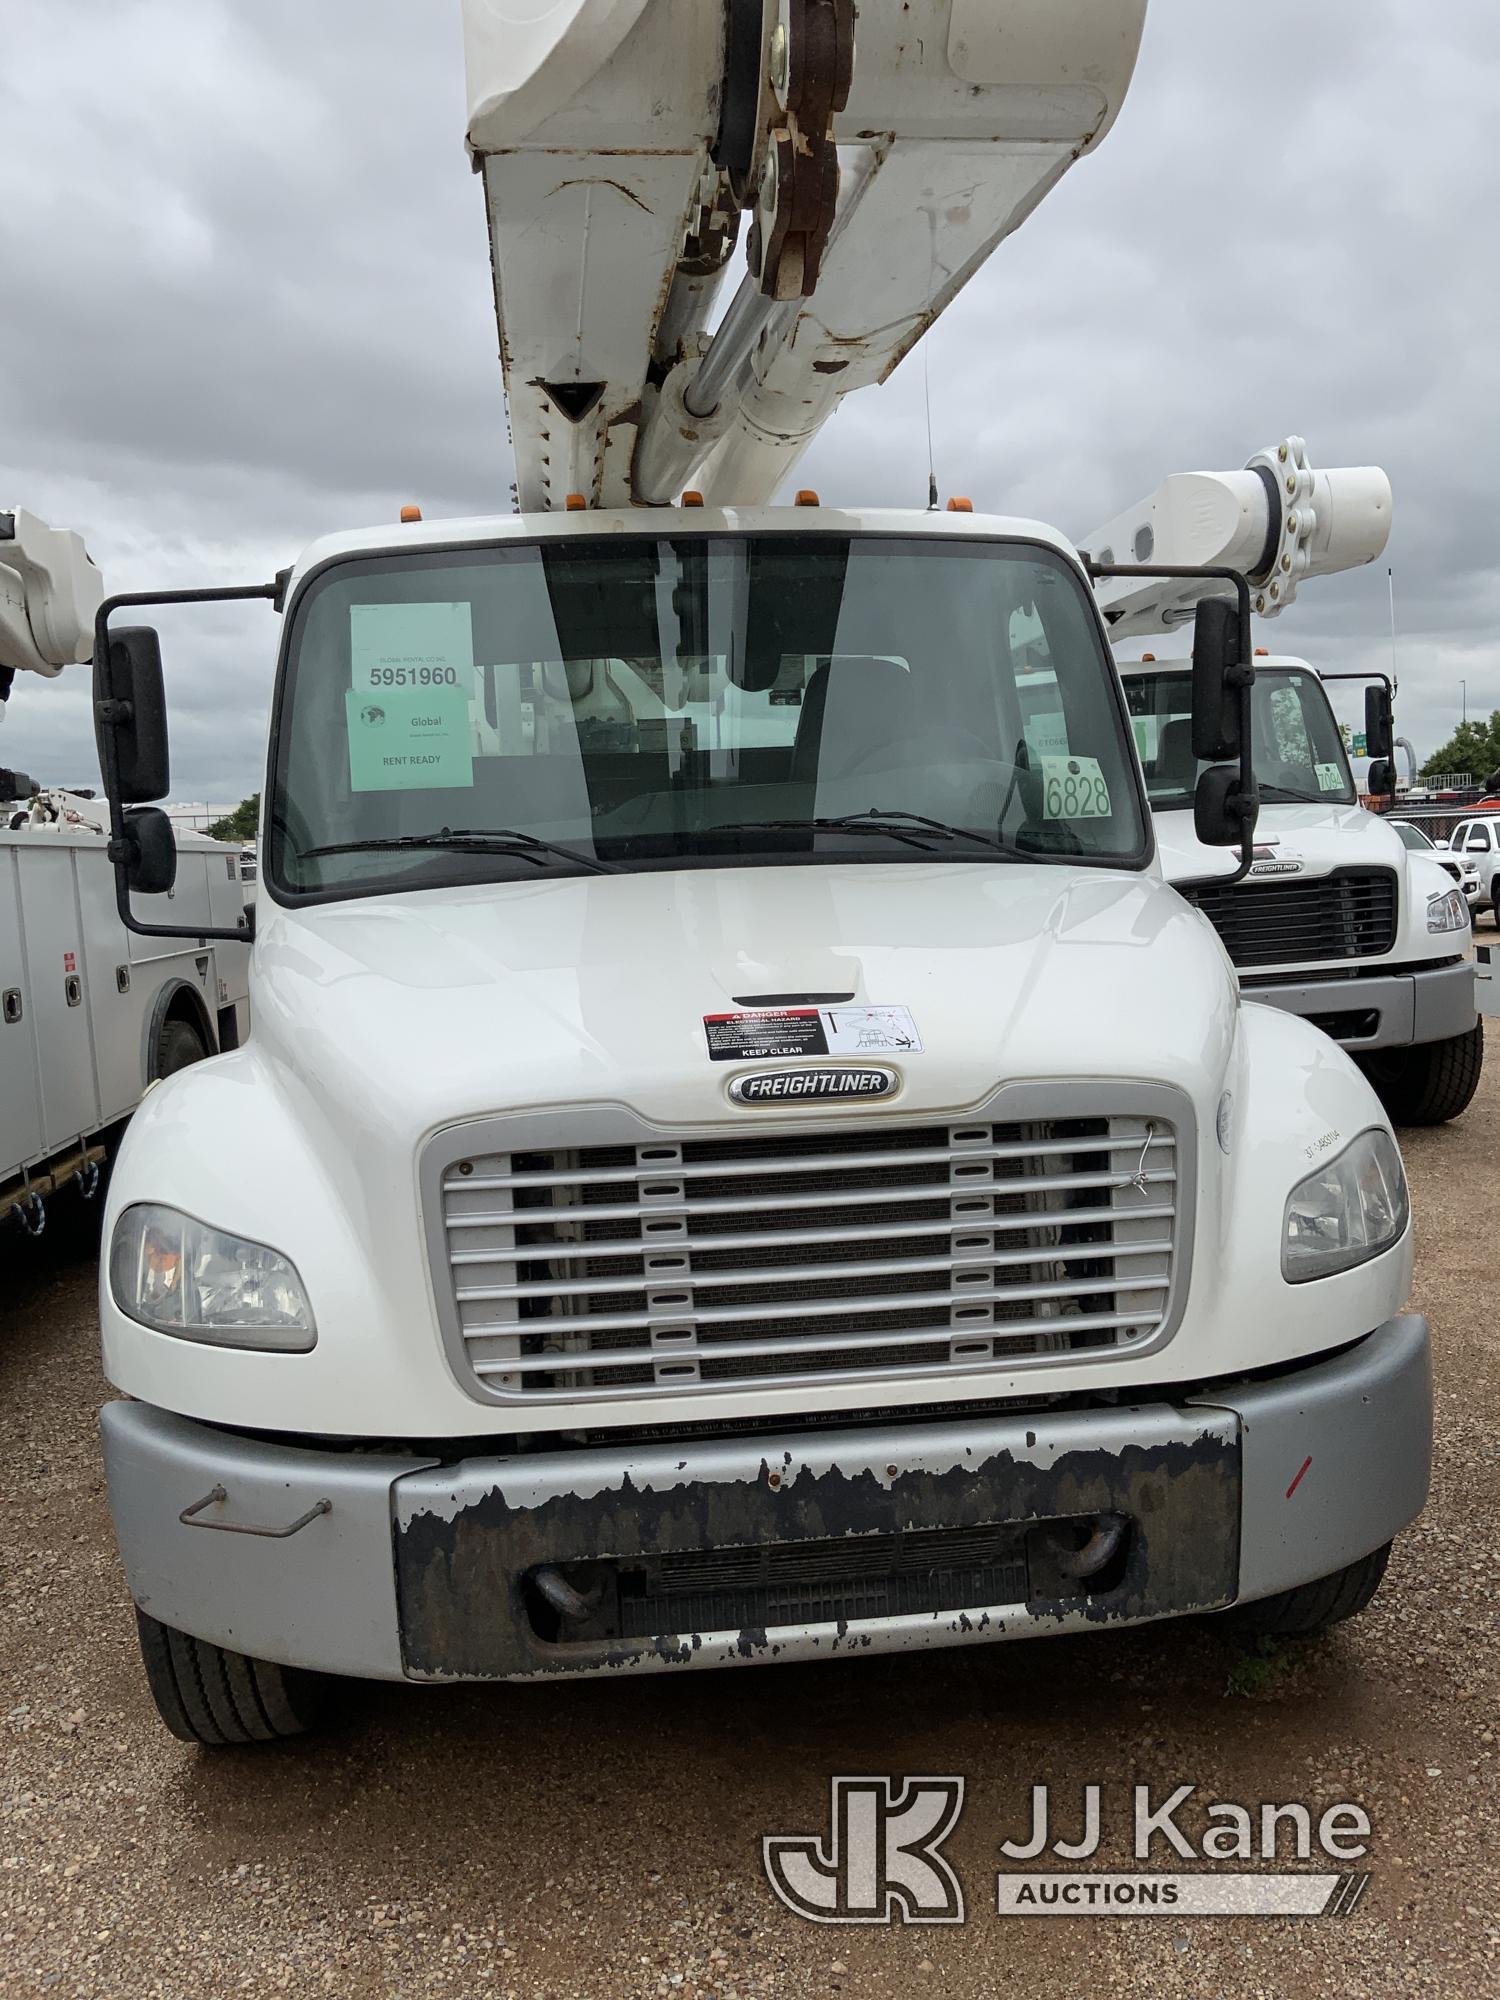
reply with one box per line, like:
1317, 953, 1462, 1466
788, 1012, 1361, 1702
3, 0, 1497, 802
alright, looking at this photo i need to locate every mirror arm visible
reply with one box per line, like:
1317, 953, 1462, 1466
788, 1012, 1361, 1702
93, 581, 279, 944
1087, 560, 1260, 883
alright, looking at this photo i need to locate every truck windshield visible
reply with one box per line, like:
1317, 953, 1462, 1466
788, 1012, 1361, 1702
1124, 665, 1357, 812
269, 535, 1147, 900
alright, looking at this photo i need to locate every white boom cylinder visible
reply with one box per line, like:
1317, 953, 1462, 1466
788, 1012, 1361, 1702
0, 509, 103, 682
1084, 440, 1392, 641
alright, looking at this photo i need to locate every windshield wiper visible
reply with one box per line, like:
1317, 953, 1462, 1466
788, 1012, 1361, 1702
300, 827, 620, 874
726, 809, 1022, 855
1257, 784, 1343, 806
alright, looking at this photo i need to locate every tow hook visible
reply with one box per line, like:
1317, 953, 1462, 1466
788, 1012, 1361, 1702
1052, 1514, 1129, 1581
531, 1565, 603, 1626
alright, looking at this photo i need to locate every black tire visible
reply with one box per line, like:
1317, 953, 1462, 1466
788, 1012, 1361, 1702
154, 1015, 208, 1079
1223, 1541, 1392, 1639
134, 1607, 332, 1746
1361, 1023, 1484, 1126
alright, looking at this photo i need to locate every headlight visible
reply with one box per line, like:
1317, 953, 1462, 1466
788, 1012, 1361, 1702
1282, 1129, 1409, 1283
1427, 887, 1469, 932
110, 1203, 315, 1349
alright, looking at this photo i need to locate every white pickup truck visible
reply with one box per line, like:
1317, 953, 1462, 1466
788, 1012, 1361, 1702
1121, 653, 1480, 1125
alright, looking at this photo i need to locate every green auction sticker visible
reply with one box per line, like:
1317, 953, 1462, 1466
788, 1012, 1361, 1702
351, 601, 475, 694
345, 687, 474, 792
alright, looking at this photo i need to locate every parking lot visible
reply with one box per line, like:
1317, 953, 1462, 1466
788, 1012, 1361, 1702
2, 1029, 1497, 2000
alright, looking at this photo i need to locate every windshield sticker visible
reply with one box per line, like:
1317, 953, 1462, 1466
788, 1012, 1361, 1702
1024, 710, 1069, 761
1042, 755, 1111, 819
705, 1005, 922, 1062
345, 601, 478, 791
350, 600, 475, 694
345, 687, 474, 793
1316, 762, 1345, 792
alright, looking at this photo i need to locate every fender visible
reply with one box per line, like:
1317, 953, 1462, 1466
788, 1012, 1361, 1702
142, 974, 216, 1081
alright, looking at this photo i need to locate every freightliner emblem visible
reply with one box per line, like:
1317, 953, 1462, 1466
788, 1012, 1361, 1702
727, 1066, 900, 1107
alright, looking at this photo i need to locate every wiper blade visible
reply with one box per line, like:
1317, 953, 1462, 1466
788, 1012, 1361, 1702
300, 827, 620, 874
1256, 785, 1339, 806
728, 809, 1020, 855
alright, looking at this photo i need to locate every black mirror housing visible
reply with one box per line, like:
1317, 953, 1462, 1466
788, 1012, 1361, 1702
1194, 764, 1257, 848
97, 626, 170, 803
121, 805, 177, 895
1364, 684, 1394, 762
1190, 597, 1243, 761
1366, 757, 1395, 798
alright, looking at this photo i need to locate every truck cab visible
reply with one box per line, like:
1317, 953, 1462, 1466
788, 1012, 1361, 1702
1122, 652, 1481, 1125
93, 507, 1429, 1741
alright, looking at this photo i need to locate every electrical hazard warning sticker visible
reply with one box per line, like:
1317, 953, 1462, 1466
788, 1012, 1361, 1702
704, 1005, 922, 1062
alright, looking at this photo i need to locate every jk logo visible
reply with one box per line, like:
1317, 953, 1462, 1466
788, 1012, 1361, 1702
762, 1777, 966, 1925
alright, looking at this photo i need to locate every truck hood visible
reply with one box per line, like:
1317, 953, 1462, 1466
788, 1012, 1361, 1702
250, 863, 1239, 1138
1153, 801, 1405, 884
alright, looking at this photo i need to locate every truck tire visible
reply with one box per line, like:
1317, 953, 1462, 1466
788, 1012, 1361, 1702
154, 1015, 208, 1079
1361, 1024, 1484, 1126
1223, 1541, 1392, 1639
134, 1608, 332, 1745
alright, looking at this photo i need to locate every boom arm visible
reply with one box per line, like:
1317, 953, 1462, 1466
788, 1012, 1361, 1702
464, 0, 1149, 511
1082, 438, 1392, 641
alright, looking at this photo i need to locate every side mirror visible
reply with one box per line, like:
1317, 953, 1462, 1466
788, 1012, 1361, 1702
120, 805, 177, 895
1194, 764, 1258, 848
1364, 683, 1394, 762
96, 626, 170, 803
1434, 838, 1451, 851
1190, 597, 1244, 760
1366, 757, 1395, 798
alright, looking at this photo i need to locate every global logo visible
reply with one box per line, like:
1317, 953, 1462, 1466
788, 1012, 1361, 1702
727, 1066, 900, 1107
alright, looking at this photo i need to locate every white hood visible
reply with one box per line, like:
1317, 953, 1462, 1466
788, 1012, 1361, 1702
251, 862, 1241, 1139
1152, 800, 1405, 885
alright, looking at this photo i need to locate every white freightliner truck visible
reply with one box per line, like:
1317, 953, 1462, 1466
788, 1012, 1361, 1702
91, 1, 1429, 1745
1084, 444, 1482, 1125
1, 509, 250, 1241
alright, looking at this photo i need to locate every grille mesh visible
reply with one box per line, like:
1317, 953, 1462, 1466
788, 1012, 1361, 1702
1180, 868, 1397, 970
436, 1115, 1178, 1402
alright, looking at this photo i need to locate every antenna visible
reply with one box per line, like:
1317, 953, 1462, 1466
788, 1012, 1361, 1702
923, 209, 939, 509
922, 313, 938, 509
1387, 566, 1398, 695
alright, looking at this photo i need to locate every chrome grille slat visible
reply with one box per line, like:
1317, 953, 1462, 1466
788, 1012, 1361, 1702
457, 1271, 1171, 1333
468, 1310, 1164, 1377
432, 1111, 1183, 1403
453, 1238, 1175, 1296
445, 1199, 1176, 1250
443, 1166, 1176, 1229
443, 1134, 1173, 1193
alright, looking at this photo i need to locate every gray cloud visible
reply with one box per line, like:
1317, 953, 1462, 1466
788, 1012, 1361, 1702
3, 0, 1497, 799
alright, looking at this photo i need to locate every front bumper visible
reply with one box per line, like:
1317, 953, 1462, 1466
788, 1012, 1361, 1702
101, 1316, 1431, 1684
1241, 957, 1475, 1051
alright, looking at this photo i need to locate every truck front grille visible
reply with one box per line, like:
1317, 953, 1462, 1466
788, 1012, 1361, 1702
433, 1115, 1179, 1403
1180, 868, 1397, 970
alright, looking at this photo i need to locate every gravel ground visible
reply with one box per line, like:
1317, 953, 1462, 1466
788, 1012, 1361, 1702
2, 1028, 1498, 1999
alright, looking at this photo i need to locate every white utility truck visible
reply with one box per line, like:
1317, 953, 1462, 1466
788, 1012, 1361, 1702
1, 509, 250, 1241
1087, 445, 1481, 1125
92, 0, 1429, 1745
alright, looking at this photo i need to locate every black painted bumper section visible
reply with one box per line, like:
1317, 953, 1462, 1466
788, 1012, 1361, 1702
393, 1406, 1241, 1680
